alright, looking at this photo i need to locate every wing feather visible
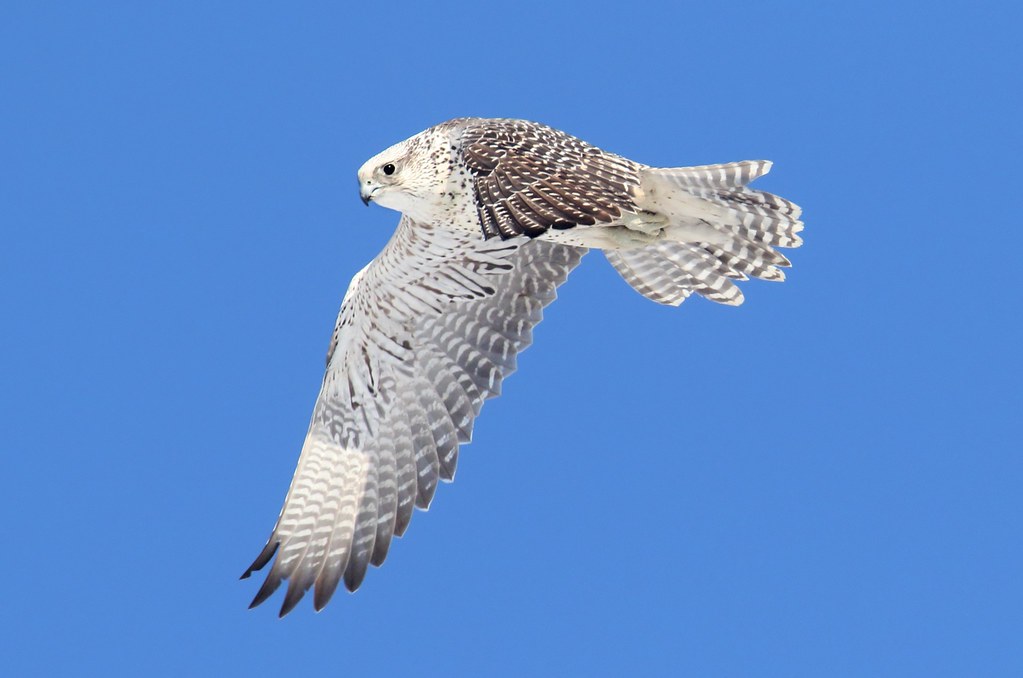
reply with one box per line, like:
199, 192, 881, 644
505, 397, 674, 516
460, 119, 642, 239
389, 408, 418, 539
243, 216, 586, 614
406, 380, 441, 509
343, 443, 378, 593
370, 412, 399, 567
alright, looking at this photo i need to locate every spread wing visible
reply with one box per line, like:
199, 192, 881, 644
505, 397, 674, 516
460, 119, 643, 239
242, 216, 586, 616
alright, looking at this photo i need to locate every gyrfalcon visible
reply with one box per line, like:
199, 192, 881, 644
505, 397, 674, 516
243, 118, 804, 615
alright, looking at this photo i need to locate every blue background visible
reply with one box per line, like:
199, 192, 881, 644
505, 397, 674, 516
3, 2, 1021, 675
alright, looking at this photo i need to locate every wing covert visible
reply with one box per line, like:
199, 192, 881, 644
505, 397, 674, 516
460, 119, 643, 239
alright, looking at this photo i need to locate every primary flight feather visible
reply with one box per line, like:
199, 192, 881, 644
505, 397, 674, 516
243, 118, 803, 615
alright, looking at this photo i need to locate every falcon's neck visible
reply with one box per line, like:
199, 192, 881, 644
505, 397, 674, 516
406, 167, 484, 236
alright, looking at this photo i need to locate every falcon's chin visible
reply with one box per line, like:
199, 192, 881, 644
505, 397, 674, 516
370, 188, 418, 218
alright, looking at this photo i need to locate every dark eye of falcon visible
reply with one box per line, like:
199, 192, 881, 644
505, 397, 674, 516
382, 163, 395, 176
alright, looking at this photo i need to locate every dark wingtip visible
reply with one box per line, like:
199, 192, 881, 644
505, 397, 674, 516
240, 539, 279, 580
370, 538, 391, 568
313, 572, 342, 612
248, 571, 283, 610
394, 503, 414, 537
343, 557, 370, 593
278, 582, 307, 618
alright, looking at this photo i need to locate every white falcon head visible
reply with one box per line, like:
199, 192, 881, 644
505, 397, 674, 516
357, 125, 460, 222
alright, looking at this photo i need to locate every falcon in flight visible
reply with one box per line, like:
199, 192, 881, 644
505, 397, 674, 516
243, 118, 804, 616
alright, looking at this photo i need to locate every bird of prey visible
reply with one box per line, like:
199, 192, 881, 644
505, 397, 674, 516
243, 118, 803, 616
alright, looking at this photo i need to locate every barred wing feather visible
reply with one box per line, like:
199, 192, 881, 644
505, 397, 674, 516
242, 216, 585, 616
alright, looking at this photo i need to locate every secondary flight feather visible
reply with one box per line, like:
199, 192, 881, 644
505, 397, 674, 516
243, 118, 804, 615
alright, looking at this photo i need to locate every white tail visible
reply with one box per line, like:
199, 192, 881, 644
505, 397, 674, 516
609, 160, 802, 306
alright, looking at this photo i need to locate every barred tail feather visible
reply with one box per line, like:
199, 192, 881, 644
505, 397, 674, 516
606, 243, 744, 307
640, 161, 804, 249
614, 160, 802, 307
650, 160, 773, 190
606, 249, 693, 306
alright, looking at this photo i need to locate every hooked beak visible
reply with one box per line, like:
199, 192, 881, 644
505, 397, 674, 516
360, 186, 374, 206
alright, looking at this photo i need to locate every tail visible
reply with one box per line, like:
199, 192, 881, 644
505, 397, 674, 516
607, 160, 802, 307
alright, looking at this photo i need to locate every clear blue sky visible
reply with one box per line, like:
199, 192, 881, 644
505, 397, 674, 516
3, 2, 1021, 676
